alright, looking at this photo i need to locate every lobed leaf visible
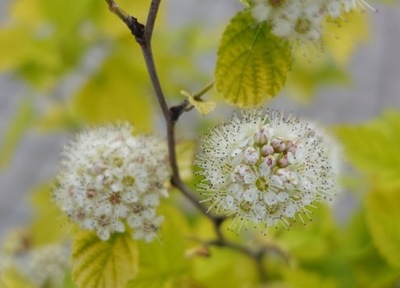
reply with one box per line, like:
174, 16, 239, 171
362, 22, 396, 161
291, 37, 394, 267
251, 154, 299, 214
215, 11, 293, 107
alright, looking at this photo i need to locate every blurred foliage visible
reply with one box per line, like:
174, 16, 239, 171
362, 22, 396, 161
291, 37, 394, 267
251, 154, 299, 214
0, 0, 399, 287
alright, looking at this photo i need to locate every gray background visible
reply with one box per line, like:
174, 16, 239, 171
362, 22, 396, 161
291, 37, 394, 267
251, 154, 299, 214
1, 0, 400, 240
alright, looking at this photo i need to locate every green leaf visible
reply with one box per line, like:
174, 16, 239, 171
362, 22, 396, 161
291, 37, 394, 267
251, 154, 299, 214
366, 187, 400, 271
72, 231, 138, 288
127, 204, 190, 288
215, 11, 293, 107
334, 110, 400, 189
0, 96, 35, 168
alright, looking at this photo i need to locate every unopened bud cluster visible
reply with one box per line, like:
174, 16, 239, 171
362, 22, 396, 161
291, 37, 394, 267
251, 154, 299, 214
252, 0, 375, 41
53, 123, 170, 242
196, 109, 340, 232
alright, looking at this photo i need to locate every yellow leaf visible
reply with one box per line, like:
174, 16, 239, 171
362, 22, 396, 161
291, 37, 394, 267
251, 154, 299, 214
72, 231, 138, 288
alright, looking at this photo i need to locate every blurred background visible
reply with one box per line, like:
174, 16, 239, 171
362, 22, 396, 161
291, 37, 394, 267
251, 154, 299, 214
0, 0, 399, 248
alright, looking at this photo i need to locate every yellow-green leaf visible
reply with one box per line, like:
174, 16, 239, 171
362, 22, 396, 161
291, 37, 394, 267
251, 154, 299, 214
72, 49, 153, 132
29, 183, 72, 245
334, 110, 400, 189
181, 90, 216, 116
215, 11, 293, 107
127, 203, 190, 287
72, 231, 138, 288
0, 96, 35, 168
282, 269, 338, 288
343, 210, 400, 288
0, 267, 34, 288
187, 95, 216, 116
366, 187, 400, 270
286, 56, 349, 102
323, 12, 370, 67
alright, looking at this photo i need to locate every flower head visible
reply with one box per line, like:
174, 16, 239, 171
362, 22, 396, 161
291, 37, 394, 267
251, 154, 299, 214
19, 244, 70, 287
195, 109, 340, 232
53, 123, 170, 242
252, 0, 375, 41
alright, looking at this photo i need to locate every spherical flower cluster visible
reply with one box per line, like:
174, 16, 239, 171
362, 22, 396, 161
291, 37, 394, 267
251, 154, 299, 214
19, 244, 70, 287
195, 109, 340, 232
252, 0, 376, 41
53, 123, 170, 242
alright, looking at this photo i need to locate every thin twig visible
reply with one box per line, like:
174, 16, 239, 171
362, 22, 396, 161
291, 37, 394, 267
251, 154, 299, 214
193, 81, 214, 100
145, 0, 162, 41
105, 0, 129, 22
104, 0, 278, 282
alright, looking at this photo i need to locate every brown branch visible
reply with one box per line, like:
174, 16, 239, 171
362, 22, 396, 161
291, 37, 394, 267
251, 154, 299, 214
104, 0, 280, 282
145, 0, 162, 41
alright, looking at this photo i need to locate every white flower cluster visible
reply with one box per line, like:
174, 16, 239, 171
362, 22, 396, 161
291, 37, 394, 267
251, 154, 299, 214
196, 109, 340, 232
252, 0, 376, 41
53, 123, 170, 242
0, 245, 70, 287
19, 244, 70, 287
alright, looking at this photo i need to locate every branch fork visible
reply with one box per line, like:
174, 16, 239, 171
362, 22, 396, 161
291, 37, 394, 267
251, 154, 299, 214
104, 0, 289, 281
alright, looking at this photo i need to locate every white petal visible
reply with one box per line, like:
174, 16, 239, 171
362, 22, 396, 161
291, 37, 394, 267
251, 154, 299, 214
243, 188, 258, 202
244, 173, 257, 184
264, 192, 278, 205
285, 204, 296, 218
112, 220, 125, 232
259, 162, 271, 177
277, 192, 289, 202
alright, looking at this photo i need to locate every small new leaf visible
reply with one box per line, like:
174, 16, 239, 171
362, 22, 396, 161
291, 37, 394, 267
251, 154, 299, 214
180, 90, 216, 116
215, 11, 293, 107
72, 231, 138, 288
